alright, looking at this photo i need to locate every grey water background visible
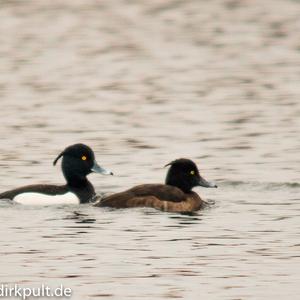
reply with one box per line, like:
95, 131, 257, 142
1, 0, 300, 299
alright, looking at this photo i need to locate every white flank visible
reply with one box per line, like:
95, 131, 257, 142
14, 192, 79, 205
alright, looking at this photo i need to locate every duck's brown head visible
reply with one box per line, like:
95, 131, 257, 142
165, 158, 217, 193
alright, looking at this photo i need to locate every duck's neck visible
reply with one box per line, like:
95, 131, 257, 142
165, 176, 191, 193
65, 173, 89, 188
65, 175, 96, 203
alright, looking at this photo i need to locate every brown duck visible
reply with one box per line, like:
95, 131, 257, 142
95, 158, 217, 212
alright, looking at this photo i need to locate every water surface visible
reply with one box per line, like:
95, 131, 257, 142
0, 1, 300, 299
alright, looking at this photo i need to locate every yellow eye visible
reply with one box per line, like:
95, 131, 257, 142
81, 156, 87, 161
190, 170, 195, 175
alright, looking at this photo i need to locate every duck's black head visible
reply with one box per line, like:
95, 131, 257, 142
53, 143, 113, 187
165, 158, 217, 193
